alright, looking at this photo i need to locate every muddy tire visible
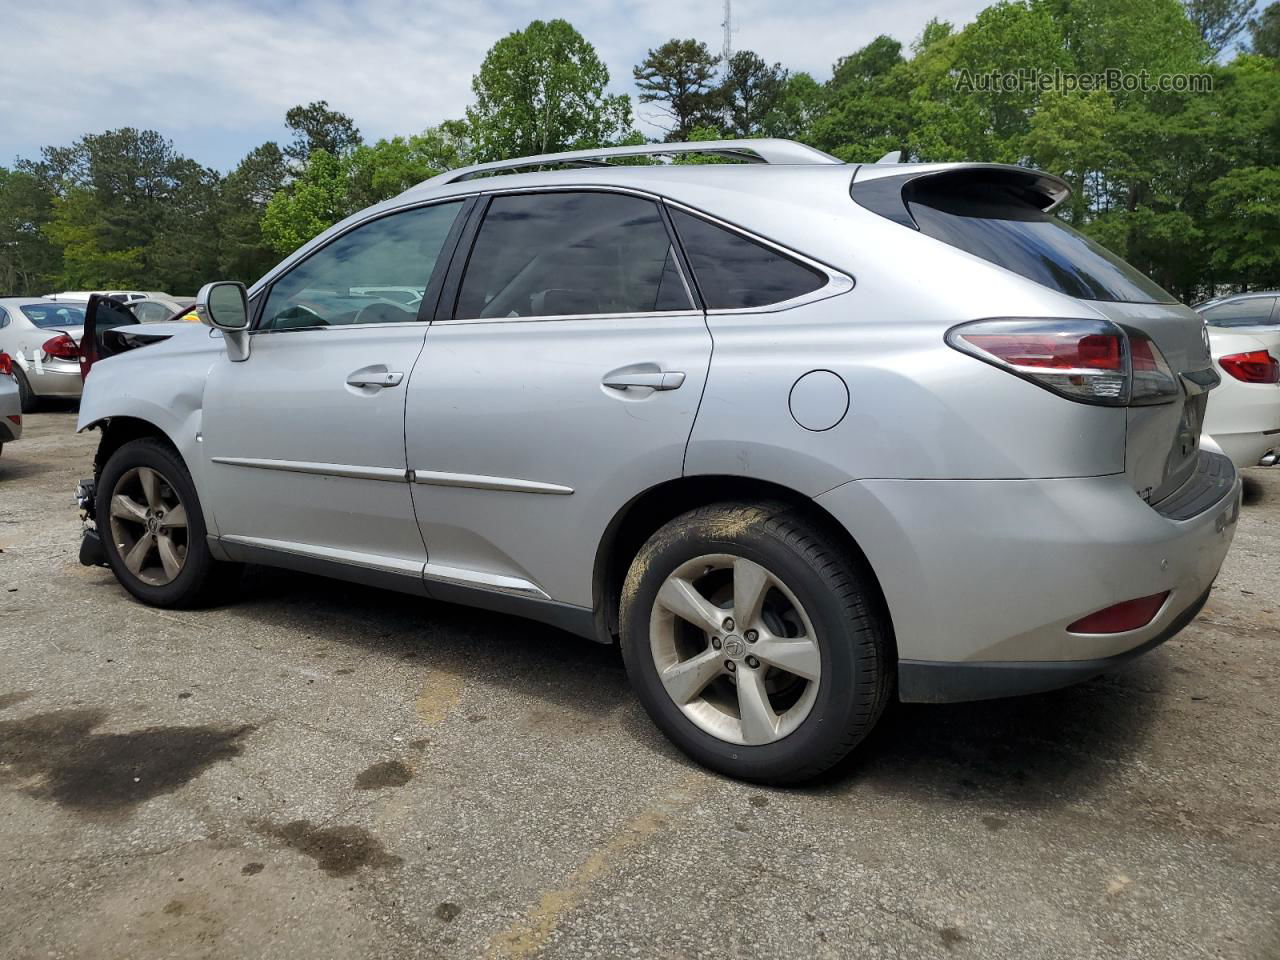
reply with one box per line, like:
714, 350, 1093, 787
96, 437, 239, 608
620, 501, 892, 784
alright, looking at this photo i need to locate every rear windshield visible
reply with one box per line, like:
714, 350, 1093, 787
20, 303, 87, 328
1198, 296, 1277, 328
905, 181, 1176, 305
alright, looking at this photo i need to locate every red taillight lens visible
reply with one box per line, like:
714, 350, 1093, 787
0, 352, 11, 376
1128, 331, 1182, 403
5, 415, 19, 426
1067, 591, 1170, 634
42, 334, 80, 361
948, 319, 1129, 405
1219, 350, 1280, 384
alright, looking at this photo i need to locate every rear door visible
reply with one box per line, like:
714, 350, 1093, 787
403, 189, 712, 607
201, 199, 465, 569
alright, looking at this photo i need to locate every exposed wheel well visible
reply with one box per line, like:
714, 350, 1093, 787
90, 417, 174, 477
592, 475, 894, 650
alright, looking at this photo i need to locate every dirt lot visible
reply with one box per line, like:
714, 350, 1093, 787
1, 409, 1278, 960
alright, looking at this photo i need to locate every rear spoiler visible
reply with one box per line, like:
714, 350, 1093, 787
851, 164, 1071, 230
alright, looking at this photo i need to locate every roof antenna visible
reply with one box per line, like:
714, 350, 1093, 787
877, 150, 903, 164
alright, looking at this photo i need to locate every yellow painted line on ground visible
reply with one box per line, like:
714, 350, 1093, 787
483, 773, 708, 960
415, 668, 465, 724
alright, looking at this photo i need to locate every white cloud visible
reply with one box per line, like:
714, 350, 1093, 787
0, 0, 987, 170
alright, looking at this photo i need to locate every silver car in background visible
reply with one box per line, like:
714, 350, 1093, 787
0, 298, 87, 410
75, 139, 1241, 783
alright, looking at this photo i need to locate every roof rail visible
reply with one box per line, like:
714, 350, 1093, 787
416, 138, 843, 188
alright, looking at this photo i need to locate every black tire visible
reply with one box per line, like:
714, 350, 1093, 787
96, 437, 240, 608
620, 501, 892, 784
12, 366, 35, 413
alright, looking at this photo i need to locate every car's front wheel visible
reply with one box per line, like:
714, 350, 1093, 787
96, 437, 238, 608
620, 501, 892, 784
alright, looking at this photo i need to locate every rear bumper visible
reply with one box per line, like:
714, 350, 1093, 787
1209, 430, 1279, 469
816, 462, 1242, 701
897, 586, 1211, 702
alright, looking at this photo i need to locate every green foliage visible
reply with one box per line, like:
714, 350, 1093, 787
466, 19, 631, 161
0, 167, 60, 294
1184, 0, 1256, 54
1251, 2, 1280, 58
260, 150, 351, 255
721, 51, 788, 137
284, 101, 362, 163
633, 39, 724, 140
218, 142, 289, 283
1207, 167, 1280, 287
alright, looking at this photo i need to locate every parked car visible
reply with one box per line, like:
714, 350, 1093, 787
0, 297, 87, 410
0, 352, 22, 457
1196, 291, 1279, 329
122, 296, 183, 324
74, 139, 1242, 783
1200, 316, 1280, 468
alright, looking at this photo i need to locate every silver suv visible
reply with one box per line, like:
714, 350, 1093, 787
77, 139, 1241, 783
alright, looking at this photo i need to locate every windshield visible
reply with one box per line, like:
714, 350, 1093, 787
21, 303, 87, 328
905, 181, 1177, 305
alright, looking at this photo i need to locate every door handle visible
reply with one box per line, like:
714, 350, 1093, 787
346, 370, 403, 388
602, 370, 686, 391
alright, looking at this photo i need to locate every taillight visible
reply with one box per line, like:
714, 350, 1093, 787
42, 333, 80, 361
1219, 350, 1280, 384
947, 319, 1180, 406
1067, 591, 1170, 634
0, 352, 11, 376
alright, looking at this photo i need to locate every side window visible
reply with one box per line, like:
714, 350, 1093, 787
455, 192, 692, 319
0, 308, 8, 328
260, 201, 463, 332
668, 208, 826, 310
1202, 297, 1277, 328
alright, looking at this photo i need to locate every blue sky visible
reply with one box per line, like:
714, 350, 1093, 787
0, 0, 987, 172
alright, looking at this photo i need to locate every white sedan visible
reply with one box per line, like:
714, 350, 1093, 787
1198, 292, 1280, 468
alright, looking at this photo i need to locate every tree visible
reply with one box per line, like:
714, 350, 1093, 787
721, 51, 788, 137
0, 168, 60, 295
284, 101, 362, 163
219, 142, 289, 282
1251, 2, 1280, 57
466, 19, 631, 161
811, 36, 915, 161
1207, 166, 1280, 289
347, 124, 470, 210
1183, 0, 1255, 54
260, 150, 351, 255
633, 39, 724, 140
761, 73, 827, 140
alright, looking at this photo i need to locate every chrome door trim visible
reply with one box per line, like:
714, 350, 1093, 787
433, 309, 704, 328
218, 534, 424, 576
211, 456, 407, 483
409, 468, 573, 495
423, 562, 551, 600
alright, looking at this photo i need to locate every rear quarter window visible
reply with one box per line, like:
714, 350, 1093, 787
668, 209, 826, 310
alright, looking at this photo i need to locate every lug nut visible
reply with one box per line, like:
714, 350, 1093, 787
723, 617, 735, 631
711, 637, 723, 650
746, 655, 760, 669
745, 629, 758, 643
725, 660, 737, 672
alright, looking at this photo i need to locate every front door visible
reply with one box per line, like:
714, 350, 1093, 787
201, 199, 465, 571
404, 190, 713, 607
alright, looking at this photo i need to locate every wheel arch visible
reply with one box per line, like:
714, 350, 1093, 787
84, 415, 181, 478
592, 474, 895, 652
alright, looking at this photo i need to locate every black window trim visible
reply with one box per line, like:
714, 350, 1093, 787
438, 185, 705, 325
248, 195, 475, 336
661, 198, 853, 315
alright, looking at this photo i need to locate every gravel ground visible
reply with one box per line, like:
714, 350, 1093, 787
1, 409, 1278, 960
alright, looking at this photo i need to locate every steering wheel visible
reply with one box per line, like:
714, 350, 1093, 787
353, 301, 414, 325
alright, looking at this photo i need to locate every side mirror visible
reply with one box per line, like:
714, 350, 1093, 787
196, 281, 251, 362
197, 281, 249, 330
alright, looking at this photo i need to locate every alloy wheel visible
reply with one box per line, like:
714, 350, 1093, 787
107, 466, 189, 587
649, 553, 821, 745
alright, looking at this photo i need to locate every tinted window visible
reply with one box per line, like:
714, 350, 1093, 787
20, 303, 87, 328
261, 201, 462, 331
456, 192, 691, 319
1201, 297, 1277, 328
906, 183, 1176, 304
133, 301, 174, 323
668, 209, 826, 310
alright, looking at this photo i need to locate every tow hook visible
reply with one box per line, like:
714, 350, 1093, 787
76, 478, 109, 568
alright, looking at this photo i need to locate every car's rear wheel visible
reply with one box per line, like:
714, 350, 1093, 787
96, 438, 238, 608
12, 366, 35, 413
620, 501, 892, 784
